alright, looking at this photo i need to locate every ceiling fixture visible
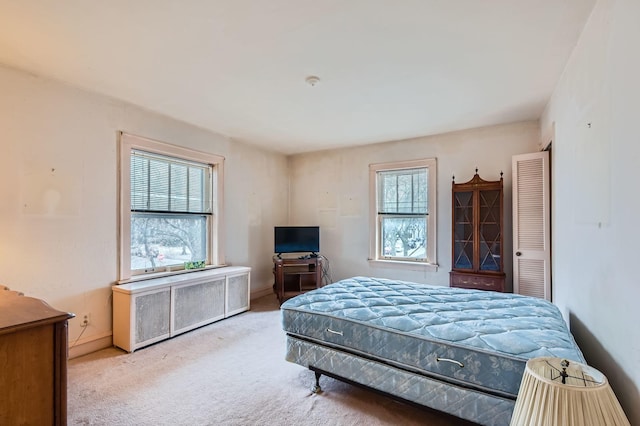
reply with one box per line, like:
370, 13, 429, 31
305, 76, 320, 87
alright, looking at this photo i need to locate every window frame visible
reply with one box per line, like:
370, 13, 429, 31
118, 132, 225, 282
368, 158, 437, 271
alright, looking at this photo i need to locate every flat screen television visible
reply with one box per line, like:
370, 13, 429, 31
274, 226, 320, 256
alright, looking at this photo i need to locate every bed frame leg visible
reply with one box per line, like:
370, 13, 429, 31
312, 371, 322, 393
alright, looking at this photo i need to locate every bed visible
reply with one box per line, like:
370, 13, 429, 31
281, 276, 585, 426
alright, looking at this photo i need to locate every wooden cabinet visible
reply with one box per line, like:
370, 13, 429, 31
0, 287, 74, 426
273, 256, 323, 304
112, 266, 250, 352
450, 171, 506, 292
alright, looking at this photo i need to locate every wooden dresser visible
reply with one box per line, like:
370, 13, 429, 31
0, 287, 74, 426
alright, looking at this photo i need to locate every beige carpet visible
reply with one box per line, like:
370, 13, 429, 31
68, 295, 473, 426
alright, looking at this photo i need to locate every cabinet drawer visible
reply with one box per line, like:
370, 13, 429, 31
450, 273, 505, 292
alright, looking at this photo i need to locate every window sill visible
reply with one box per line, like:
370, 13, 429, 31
117, 264, 228, 285
368, 259, 438, 272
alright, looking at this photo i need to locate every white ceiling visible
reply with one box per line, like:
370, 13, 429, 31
0, 1, 595, 154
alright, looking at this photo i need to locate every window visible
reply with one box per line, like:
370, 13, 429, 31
119, 133, 224, 280
369, 159, 437, 269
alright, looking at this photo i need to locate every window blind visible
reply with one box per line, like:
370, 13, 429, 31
131, 150, 212, 214
377, 168, 428, 214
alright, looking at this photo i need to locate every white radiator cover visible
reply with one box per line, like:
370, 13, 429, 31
113, 266, 250, 352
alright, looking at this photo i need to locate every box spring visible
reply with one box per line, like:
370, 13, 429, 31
281, 277, 584, 425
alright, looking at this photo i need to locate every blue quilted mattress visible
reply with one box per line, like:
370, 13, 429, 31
281, 276, 585, 399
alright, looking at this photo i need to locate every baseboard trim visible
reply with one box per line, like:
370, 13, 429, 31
69, 332, 113, 359
251, 286, 274, 300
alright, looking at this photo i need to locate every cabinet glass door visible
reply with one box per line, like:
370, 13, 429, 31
479, 189, 501, 271
453, 191, 474, 269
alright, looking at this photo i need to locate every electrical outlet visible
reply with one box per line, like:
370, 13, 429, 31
80, 313, 91, 327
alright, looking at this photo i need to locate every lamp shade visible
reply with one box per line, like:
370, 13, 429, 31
510, 357, 629, 426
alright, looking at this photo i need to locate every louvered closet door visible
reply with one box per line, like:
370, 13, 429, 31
512, 151, 551, 300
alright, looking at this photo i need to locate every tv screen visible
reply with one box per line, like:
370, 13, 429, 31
274, 226, 320, 255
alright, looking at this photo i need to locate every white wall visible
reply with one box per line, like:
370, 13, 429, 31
541, 0, 640, 422
0, 64, 288, 356
289, 122, 539, 288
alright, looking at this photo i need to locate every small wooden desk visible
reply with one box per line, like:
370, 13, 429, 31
273, 256, 323, 304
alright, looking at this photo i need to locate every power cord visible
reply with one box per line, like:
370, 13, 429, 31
318, 254, 333, 285
70, 322, 88, 348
